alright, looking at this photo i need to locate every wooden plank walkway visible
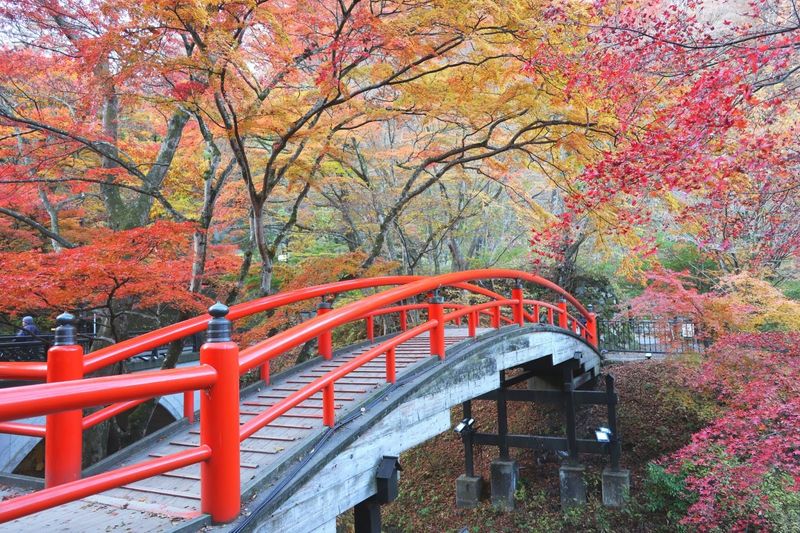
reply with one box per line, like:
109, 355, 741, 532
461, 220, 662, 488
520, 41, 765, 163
0, 327, 486, 532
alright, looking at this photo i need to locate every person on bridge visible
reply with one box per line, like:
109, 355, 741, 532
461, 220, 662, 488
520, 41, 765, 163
15, 316, 41, 339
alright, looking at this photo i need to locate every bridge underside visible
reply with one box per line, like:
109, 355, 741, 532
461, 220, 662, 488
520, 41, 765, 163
0, 325, 599, 532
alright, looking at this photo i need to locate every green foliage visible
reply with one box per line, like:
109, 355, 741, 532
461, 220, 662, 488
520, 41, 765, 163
657, 240, 718, 292
762, 471, 800, 533
781, 280, 800, 301
643, 463, 695, 528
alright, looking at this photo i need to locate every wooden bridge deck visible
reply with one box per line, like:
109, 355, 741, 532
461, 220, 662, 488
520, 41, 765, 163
0, 327, 487, 532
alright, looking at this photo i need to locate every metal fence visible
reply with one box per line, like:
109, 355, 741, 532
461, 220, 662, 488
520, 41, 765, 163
597, 319, 706, 354
0, 334, 94, 362
0, 332, 203, 363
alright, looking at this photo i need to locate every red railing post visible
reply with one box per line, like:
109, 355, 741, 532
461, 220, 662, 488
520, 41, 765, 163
512, 280, 525, 326
260, 361, 270, 385
317, 300, 333, 360
558, 299, 568, 329
533, 303, 540, 324
45, 312, 84, 488
200, 303, 240, 523
366, 315, 375, 342
468, 310, 477, 337
183, 390, 195, 423
386, 347, 396, 384
399, 309, 408, 331
323, 383, 335, 427
586, 304, 598, 348
547, 306, 554, 325
491, 305, 501, 329
428, 292, 446, 359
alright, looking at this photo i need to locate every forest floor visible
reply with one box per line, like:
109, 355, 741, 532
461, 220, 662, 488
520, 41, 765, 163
337, 357, 718, 532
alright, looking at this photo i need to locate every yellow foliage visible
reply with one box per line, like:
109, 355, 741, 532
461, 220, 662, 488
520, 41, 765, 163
706, 274, 800, 333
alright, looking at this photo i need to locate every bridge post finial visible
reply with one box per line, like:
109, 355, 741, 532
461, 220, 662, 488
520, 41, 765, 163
207, 302, 231, 343
429, 287, 445, 304
54, 312, 76, 346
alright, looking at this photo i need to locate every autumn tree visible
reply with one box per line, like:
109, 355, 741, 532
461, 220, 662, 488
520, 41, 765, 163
523, 0, 800, 285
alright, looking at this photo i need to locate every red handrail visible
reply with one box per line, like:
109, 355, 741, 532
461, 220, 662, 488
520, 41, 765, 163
0, 366, 217, 423
0, 446, 211, 523
0, 362, 47, 381
442, 299, 516, 322
0, 421, 45, 438
82, 398, 150, 430
82, 278, 511, 374
0, 277, 508, 381
238, 269, 593, 373
239, 276, 596, 439
0, 268, 595, 526
365, 302, 513, 326
73, 281, 508, 426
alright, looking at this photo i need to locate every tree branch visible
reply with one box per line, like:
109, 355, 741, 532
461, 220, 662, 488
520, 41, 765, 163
0, 207, 77, 249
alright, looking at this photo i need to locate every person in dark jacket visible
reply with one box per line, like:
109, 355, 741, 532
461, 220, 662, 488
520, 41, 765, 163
16, 316, 41, 338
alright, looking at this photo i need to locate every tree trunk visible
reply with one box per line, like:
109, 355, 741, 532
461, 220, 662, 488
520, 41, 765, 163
448, 237, 467, 271
227, 230, 255, 305
38, 188, 63, 252
252, 204, 274, 296
190, 228, 208, 294
552, 233, 586, 292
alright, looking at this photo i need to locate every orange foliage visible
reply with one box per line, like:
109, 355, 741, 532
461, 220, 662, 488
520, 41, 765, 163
239, 252, 397, 347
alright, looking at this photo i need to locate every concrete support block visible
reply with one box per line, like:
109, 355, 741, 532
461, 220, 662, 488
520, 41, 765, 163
490, 459, 518, 510
559, 463, 586, 509
602, 467, 630, 508
455, 474, 483, 508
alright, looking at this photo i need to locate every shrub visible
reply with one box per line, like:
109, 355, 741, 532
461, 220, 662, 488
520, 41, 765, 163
655, 333, 800, 531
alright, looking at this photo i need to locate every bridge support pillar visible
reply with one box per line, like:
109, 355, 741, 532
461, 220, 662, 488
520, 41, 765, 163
559, 463, 587, 509
456, 400, 482, 508
490, 372, 518, 510
490, 459, 519, 510
353, 496, 381, 533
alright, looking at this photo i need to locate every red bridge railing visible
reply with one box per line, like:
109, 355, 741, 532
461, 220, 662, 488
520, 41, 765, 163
0, 269, 596, 525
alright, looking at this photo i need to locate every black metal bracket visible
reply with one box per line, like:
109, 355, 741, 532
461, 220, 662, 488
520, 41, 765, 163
353, 456, 402, 533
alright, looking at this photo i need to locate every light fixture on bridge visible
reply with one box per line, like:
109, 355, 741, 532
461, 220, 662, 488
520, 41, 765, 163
595, 427, 612, 443
454, 417, 475, 435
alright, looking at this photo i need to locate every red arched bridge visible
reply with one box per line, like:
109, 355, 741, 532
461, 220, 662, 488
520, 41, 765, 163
0, 269, 624, 532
